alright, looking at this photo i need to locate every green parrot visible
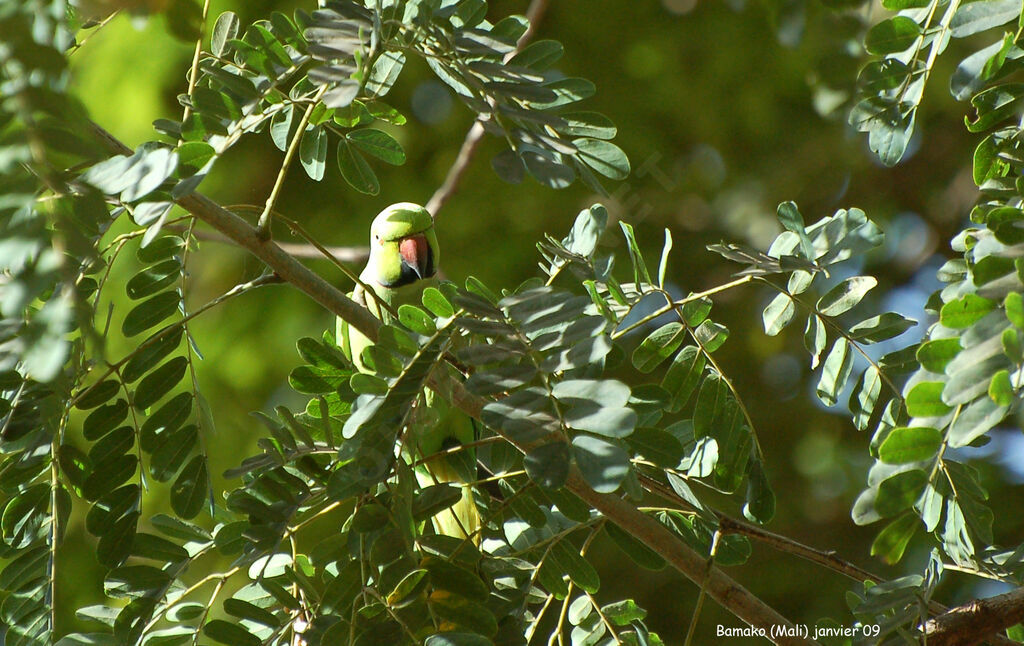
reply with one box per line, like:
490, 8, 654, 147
338, 202, 481, 544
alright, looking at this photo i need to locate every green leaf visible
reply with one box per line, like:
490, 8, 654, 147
82, 454, 137, 501
601, 599, 646, 626
424, 633, 493, 646
693, 376, 749, 492
82, 399, 128, 440
905, 382, 952, 418
137, 236, 183, 263
126, 259, 181, 300
552, 378, 630, 408
104, 565, 171, 599
966, 84, 1024, 133
510, 39, 564, 70
150, 425, 198, 481
346, 128, 405, 165
850, 366, 882, 431
336, 140, 379, 195
632, 322, 685, 372
140, 392, 192, 451
816, 338, 853, 407
524, 442, 571, 488
662, 346, 705, 412
75, 379, 120, 410
849, 313, 915, 342
573, 138, 629, 180
124, 330, 184, 385
572, 435, 629, 493
366, 51, 406, 97
555, 111, 617, 139
973, 131, 1009, 183
133, 356, 187, 410
351, 503, 389, 533
864, 17, 920, 55
625, 427, 684, 468
269, 105, 294, 152
522, 149, 575, 188
429, 592, 497, 635
1005, 292, 1024, 328
1, 484, 48, 548
804, 315, 827, 369
875, 469, 927, 517
941, 294, 996, 328
989, 369, 1014, 406
412, 484, 462, 521
816, 276, 876, 316
950, 0, 1021, 38
422, 286, 455, 318
693, 320, 728, 352
550, 540, 600, 593
743, 459, 775, 524
203, 620, 260, 646
871, 513, 918, 564
397, 304, 436, 335
849, 97, 914, 166
776, 201, 814, 259
917, 338, 962, 373
424, 557, 488, 598
530, 77, 595, 109
491, 148, 524, 184
563, 404, 636, 438
762, 293, 795, 336
1002, 327, 1022, 363
878, 427, 942, 464
122, 291, 180, 337
89, 426, 134, 465
171, 455, 208, 519
222, 598, 280, 628
299, 127, 327, 181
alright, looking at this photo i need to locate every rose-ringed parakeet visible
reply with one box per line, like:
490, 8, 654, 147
337, 203, 481, 543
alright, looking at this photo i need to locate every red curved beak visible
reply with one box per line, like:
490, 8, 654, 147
399, 234, 431, 278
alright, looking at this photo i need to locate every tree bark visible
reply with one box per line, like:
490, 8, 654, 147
923, 586, 1024, 646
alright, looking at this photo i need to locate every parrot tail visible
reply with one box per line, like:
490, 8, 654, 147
432, 484, 481, 546
417, 460, 481, 545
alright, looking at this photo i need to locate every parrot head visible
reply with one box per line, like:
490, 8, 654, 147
366, 202, 439, 288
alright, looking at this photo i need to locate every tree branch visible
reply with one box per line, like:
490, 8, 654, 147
424, 120, 486, 218
638, 474, 882, 585
89, 119, 813, 645
425, 0, 551, 219
168, 224, 369, 263
87, 122, 382, 343
924, 587, 1024, 646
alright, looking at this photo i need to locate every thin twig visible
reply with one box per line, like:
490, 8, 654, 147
425, 0, 551, 219
67, 10, 121, 55
683, 529, 720, 646
256, 86, 328, 239
180, 0, 212, 127
639, 474, 880, 584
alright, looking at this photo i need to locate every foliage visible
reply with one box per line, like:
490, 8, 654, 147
4, 0, 1024, 645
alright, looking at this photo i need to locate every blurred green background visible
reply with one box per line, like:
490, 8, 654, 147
62, 0, 1024, 643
